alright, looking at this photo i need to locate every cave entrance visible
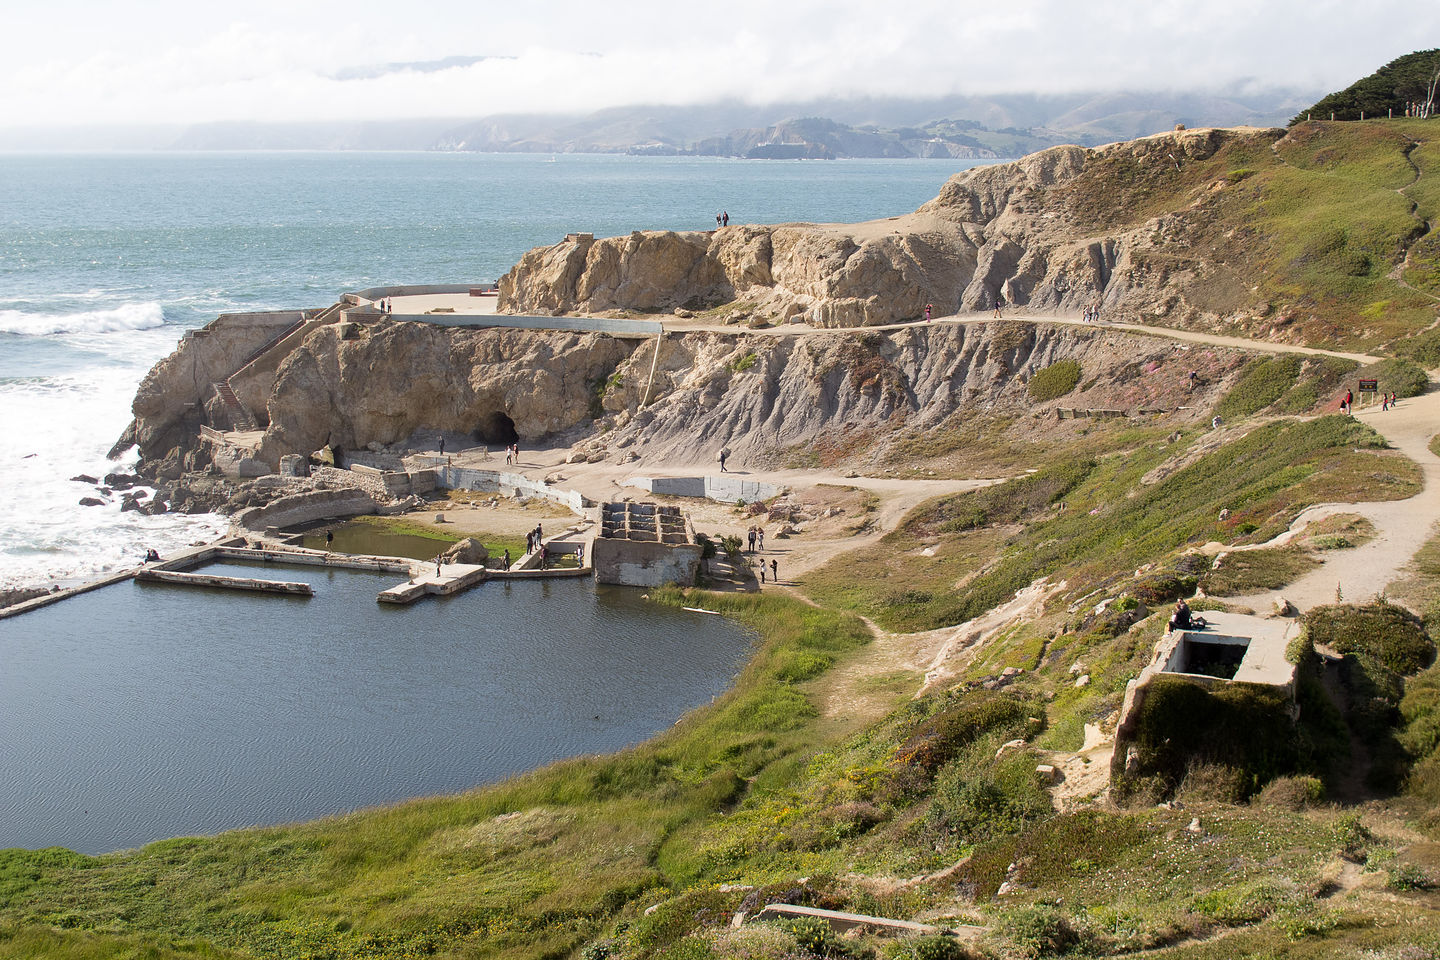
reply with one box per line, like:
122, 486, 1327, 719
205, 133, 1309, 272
473, 411, 518, 447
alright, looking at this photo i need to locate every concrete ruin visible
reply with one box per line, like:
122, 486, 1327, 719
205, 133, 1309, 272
591, 501, 703, 587
1112, 611, 1299, 779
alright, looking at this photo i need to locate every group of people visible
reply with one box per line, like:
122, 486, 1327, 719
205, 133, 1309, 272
756, 557, 779, 584
1081, 304, 1102, 322
504, 443, 521, 466
525, 523, 544, 555
376, 297, 393, 314
715, 211, 730, 228
746, 525, 765, 552
1381, 391, 1400, 411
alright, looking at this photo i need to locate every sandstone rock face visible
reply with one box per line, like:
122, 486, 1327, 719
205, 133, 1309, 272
252, 322, 638, 465
498, 127, 1289, 332
585, 323, 1246, 469
112, 313, 300, 469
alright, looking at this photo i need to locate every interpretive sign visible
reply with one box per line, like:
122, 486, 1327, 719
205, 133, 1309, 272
1358, 379, 1378, 392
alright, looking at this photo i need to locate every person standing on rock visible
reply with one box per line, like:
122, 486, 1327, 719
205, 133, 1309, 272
716, 213, 722, 229
758, 527, 764, 551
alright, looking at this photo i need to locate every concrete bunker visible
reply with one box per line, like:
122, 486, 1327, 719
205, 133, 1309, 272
1111, 612, 1301, 785
592, 501, 702, 587
473, 411, 518, 447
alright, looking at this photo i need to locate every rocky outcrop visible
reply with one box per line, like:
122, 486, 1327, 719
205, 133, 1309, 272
583, 323, 1248, 468
499, 127, 1291, 333
254, 321, 637, 465
110, 312, 302, 474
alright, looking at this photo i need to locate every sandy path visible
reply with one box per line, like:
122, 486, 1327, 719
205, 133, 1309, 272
1229, 387, 1440, 613
661, 309, 1382, 365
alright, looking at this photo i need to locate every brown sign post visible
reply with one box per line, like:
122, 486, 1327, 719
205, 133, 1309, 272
1358, 379, 1378, 392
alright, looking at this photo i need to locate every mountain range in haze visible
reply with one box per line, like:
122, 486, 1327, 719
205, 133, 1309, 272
1, 86, 1319, 156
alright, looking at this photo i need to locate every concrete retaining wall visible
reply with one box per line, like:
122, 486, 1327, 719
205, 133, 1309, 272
233, 488, 379, 532
431, 463, 589, 512
591, 538, 703, 588
628, 475, 780, 504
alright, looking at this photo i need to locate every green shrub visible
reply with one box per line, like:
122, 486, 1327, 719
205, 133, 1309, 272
894, 691, 1039, 772
1214, 354, 1303, 421
779, 916, 839, 957
1305, 601, 1435, 674
1255, 775, 1326, 810
888, 933, 975, 960
1358, 356, 1429, 399
726, 351, 758, 374
928, 752, 1052, 844
1027, 360, 1082, 401
998, 904, 1084, 959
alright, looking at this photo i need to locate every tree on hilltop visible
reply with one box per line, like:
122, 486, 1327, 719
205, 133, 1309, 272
1293, 49, 1440, 122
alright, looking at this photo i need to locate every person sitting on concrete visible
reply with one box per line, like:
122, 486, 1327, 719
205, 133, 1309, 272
144, 548, 161, 563
1170, 599, 1192, 631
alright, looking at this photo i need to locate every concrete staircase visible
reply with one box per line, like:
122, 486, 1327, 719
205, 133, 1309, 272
210, 381, 257, 431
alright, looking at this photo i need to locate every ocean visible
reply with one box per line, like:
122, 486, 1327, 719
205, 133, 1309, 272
0, 152, 992, 591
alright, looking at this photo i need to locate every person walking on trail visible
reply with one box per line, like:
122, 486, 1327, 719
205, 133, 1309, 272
993, 295, 1004, 319
924, 303, 932, 322
718, 448, 729, 472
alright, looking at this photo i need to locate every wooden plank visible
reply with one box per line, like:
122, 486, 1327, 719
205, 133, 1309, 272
137, 569, 312, 596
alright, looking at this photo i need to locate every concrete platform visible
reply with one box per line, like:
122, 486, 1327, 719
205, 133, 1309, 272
378, 562, 487, 604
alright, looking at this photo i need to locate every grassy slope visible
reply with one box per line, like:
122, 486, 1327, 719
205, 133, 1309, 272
1031, 119, 1440, 352
9, 121, 1440, 959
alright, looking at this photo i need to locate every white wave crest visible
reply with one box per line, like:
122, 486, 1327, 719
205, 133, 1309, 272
0, 303, 166, 337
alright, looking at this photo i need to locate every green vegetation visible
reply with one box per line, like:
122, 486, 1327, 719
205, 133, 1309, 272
1025, 360, 1081, 401
1295, 49, 1440, 123
1213, 354, 1303, 420
725, 351, 757, 374
1306, 601, 1436, 674
1199, 544, 1321, 596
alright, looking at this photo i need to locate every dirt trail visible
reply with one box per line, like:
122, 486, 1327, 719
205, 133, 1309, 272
1229, 385, 1440, 614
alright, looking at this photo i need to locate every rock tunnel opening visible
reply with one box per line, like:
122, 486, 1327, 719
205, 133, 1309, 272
473, 411, 518, 447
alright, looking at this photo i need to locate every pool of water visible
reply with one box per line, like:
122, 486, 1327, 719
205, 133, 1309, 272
296, 520, 461, 561
0, 562, 755, 854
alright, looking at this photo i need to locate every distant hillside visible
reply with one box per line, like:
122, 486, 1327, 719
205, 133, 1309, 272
1295, 49, 1440, 122
0, 87, 1315, 154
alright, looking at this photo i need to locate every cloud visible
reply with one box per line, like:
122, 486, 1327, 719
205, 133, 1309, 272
0, 0, 1435, 127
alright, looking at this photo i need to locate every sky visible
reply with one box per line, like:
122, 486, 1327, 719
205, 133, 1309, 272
1, 0, 1436, 128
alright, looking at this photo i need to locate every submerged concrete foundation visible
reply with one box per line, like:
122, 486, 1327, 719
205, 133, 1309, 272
591, 501, 702, 587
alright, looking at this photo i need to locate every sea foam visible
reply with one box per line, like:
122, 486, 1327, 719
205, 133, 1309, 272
0, 302, 166, 337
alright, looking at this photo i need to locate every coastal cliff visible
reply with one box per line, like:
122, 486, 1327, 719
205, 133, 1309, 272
499, 128, 1281, 330
499, 124, 1438, 352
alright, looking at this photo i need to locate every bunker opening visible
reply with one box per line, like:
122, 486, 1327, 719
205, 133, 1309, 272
473, 411, 518, 447
1166, 634, 1251, 680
